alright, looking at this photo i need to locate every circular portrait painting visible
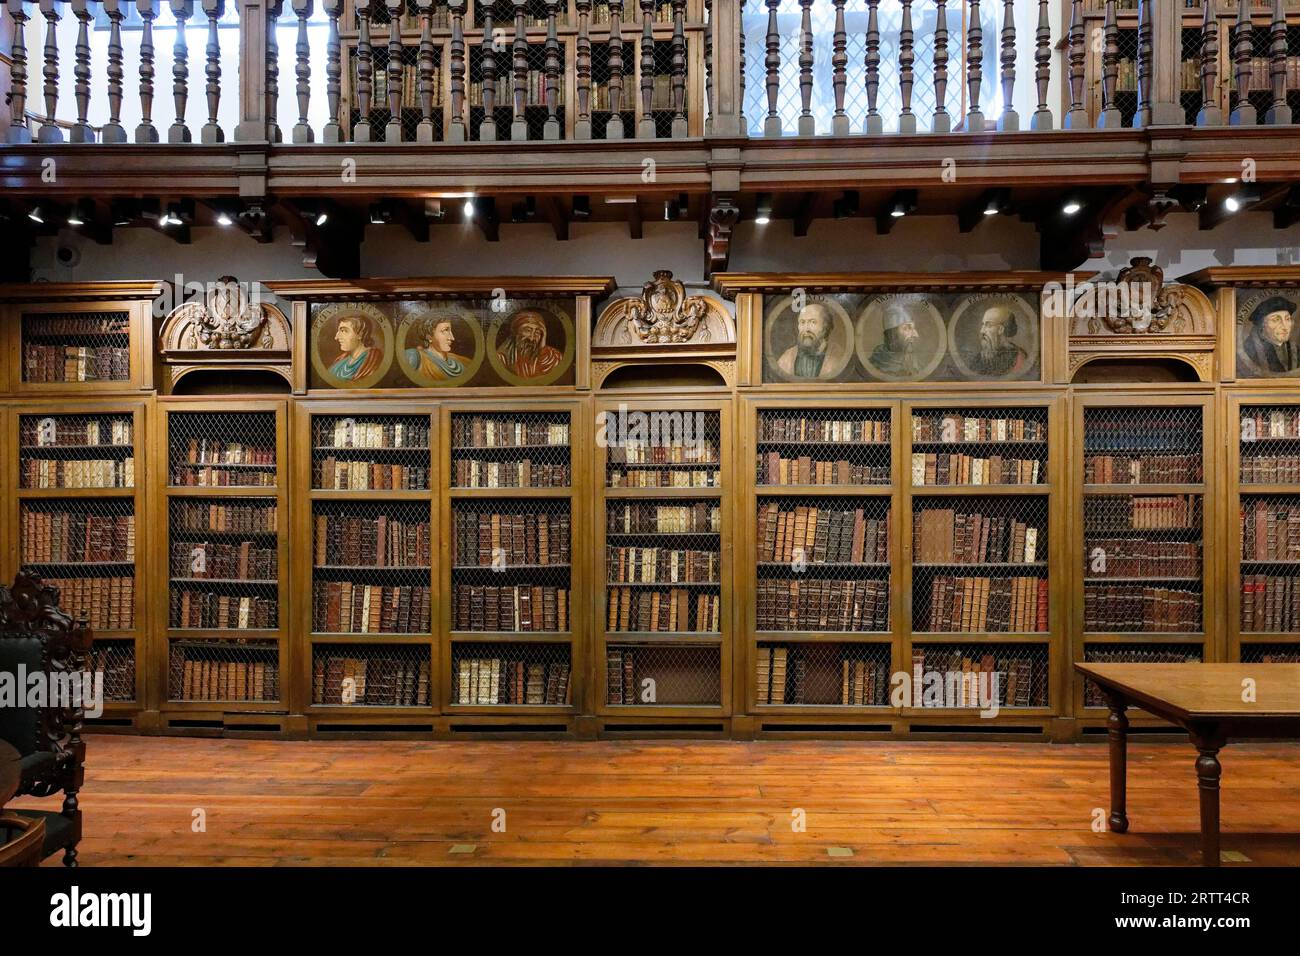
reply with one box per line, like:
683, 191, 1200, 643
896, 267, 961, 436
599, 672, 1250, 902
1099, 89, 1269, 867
311, 303, 395, 389
1236, 290, 1300, 378
486, 302, 575, 387
763, 295, 855, 382
397, 309, 485, 387
854, 294, 947, 381
947, 293, 1040, 381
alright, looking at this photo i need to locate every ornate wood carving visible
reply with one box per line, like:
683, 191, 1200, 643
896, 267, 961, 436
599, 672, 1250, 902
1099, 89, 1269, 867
158, 277, 293, 390
705, 198, 740, 277
594, 270, 735, 349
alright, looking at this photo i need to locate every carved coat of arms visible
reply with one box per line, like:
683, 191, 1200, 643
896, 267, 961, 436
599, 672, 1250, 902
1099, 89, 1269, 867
177, 277, 270, 350
626, 270, 712, 344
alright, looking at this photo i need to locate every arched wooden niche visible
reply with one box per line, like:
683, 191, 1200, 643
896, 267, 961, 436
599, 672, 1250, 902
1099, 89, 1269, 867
1066, 258, 1218, 383
157, 277, 292, 393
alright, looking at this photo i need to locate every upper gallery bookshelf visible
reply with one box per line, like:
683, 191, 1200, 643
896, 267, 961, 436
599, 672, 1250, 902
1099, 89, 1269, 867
598, 400, 729, 717
1230, 394, 1300, 666
157, 401, 291, 718
7, 401, 148, 716
1074, 394, 1215, 716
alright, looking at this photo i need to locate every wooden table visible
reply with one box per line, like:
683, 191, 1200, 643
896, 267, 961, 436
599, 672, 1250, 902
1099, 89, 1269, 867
1076, 663, 1300, 866
0, 741, 20, 810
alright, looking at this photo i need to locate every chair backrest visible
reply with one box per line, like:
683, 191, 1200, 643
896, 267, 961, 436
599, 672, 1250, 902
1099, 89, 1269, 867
0, 813, 45, 867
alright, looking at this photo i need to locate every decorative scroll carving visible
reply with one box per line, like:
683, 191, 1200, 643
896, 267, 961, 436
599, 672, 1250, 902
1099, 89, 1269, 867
1081, 257, 1207, 335
594, 270, 735, 349
170, 277, 272, 349
158, 277, 292, 390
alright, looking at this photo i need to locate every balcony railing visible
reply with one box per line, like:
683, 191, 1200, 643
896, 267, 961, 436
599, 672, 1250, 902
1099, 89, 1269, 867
2, 0, 1298, 147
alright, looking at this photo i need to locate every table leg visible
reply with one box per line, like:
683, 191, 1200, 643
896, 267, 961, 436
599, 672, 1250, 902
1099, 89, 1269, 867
1105, 694, 1129, 834
1193, 739, 1222, 867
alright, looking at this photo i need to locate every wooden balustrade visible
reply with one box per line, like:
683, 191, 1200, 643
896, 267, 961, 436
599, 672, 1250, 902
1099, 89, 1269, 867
2, 0, 1298, 147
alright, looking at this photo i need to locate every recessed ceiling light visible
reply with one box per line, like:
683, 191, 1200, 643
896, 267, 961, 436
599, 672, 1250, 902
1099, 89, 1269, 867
216, 212, 233, 226
1063, 200, 1082, 216
27, 206, 43, 224
1225, 195, 1241, 213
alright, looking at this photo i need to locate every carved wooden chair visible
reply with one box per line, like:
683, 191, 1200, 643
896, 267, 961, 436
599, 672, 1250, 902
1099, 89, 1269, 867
0, 571, 92, 867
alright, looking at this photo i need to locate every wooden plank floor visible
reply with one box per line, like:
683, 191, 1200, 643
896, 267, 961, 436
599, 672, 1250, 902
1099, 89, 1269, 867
13, 735, 1300, 865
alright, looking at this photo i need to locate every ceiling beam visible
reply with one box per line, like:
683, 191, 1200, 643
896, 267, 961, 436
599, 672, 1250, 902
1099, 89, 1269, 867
542, 196, 569, 241
793, 192, 816, 238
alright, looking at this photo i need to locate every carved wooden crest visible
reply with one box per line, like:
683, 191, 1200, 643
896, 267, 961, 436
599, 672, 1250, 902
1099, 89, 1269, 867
158, 277, 292, 391
594, 271, 735, 350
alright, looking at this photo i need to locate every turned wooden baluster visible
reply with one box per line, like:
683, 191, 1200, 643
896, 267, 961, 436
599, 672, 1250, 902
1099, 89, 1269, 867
480, 3, 498, 140
932, 0, 949, 132
638, 0, 655, 138
607, 0, 625, 138
417, 0, 438, 142
137, 0, 160, 142
1134, 0, 1153, 127
703, 0, 711, 133
831, 0, 847, 135
446, 0, 466, 141
510, 0, 528, 140
292, 0, 314, 141
97, 0, 127, 142
386, 0, 404, 142
1063, 0, 1086, 129
200, 0, 226, 141
353, 0, 375, 140
36, 0, 62, 143
796, 0, 813, 135
864, 0, 881, 133
575, 0, 592, 138
322, 0, 342, 141
1196, 0, 1222, 126
267, 0, 284, 141
762, 0, 779, 135
4, 0, 32, 143
964, 0, 982, 131
1265, 0, 1291, 125
738, 0, 745, 131
70, 0, 95, 142
1031, 0, 1051, 130
1098, 0, 1121, 127
1229, 0, 1254, 125
898, 0, 915, 133
169, 0, 193, 142
995, 0, 1016, 130
670, 0, 686, 137
543, 0, 561, 139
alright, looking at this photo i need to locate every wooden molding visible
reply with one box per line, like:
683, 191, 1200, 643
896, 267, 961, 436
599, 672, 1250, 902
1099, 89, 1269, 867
263, 276, 617, 299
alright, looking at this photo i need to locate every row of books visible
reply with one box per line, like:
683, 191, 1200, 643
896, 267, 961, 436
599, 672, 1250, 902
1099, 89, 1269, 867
1087, 494, 1201, 530
313, 654, 431, 707
592, 1, 678, 24
757, 503, 888, 565
757, 454, 890, 487
453, 658, 571, 705
1242, 408, 1300, 440
23, 345, 130, 383
1250, 650, 1300, 663
1083, 538, 1200, 578
1241, 575, 1300, 633
44, 577, 134, 631
1082, 585, 1201, 632
1084, 454, 1202, 484
171, 465, 276, 488
90, 644, 136, 701
1083, 412, 1198, 452
756, 647, 891, 706
171, 541, 276, 581
453, 459, 570, 488
315, 458, 429, 491
20, 416, 132, 447
1241, 455, 1300, 484
911, 648, 1048, 708
1225, 56, 1300, 94
756, 579, 889, 633
1082, 648, 1199, 708
605, 648, 639, 704
21, 511, 135, 564
758, 414, 890, 444
606, 546, 718, 584
453, 584, 570, 631
912, 509, 1041, 565
23, 316, 129, 336
452, 415, 569, 448
453, 511, 571, 566
606, 587, 719, 632
355, 5, 450, 32
1241, 501, 1300, 562
170, 591, 278, 630
468, 75, 564, 108
170, 650, 279, 702
607, 467, 718, 488
911, 453, 1042, 487
312, 582, 431, 634
912, 414, 1045, 444
314, 417, 429, 449
607, 502, 720, 534
20, 457, 135, 489
171, 500, 278, 533
922, 576, 1048, 633
314, 514, 432, 567
355, 59, 445, 111
177, 438, 275, 467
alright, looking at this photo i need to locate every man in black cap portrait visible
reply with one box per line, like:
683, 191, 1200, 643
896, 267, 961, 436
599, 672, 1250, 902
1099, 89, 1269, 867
1241, 296, 1298, 375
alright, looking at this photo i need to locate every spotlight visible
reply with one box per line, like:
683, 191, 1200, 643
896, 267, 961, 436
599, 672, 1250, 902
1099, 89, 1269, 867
571, 195, 591, 219
110, 199, 139, 227
981, 188, 1011, 217
1062, 194, 1083, 216
315, 210, 329, 227
27, 205, 44, 224
889, 189, 918, 219
369, 201, 392, 225
1225, 195, 1241, 213
754, 192, 773, 225
158, 199, 194, 228
463, 198, 476, 219
66, 200, 90, 227
216, 212, 234, 226
664, 198, 679, 221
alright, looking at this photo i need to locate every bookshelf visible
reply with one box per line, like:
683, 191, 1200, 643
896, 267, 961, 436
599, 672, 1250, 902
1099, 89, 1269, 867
7, 400, 149, 720
440, 402, 583, 718
296, 402, 438, 724
156, 400, 291, 724
597, 399, 730, 720
467, 39, 563, 141
1229, 394, 1300, 667
1073, 394, 1215, 720
3, 293, 151, 395
904, 399, 1061, 723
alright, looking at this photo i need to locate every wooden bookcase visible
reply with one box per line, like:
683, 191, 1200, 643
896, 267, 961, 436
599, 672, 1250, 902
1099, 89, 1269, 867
1071, 390, 1218, 725
5, 399, 150, 726
1227, 391, 1300, 666
154, 399, 292, 732
595, 396, 733, 727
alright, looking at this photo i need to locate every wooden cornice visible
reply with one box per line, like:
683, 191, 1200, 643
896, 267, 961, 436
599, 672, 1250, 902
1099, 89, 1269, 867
0, 280, 163, 302
262, 276, 617, 299
1180, 266, 1300, 288
710, 271, 1095, 299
